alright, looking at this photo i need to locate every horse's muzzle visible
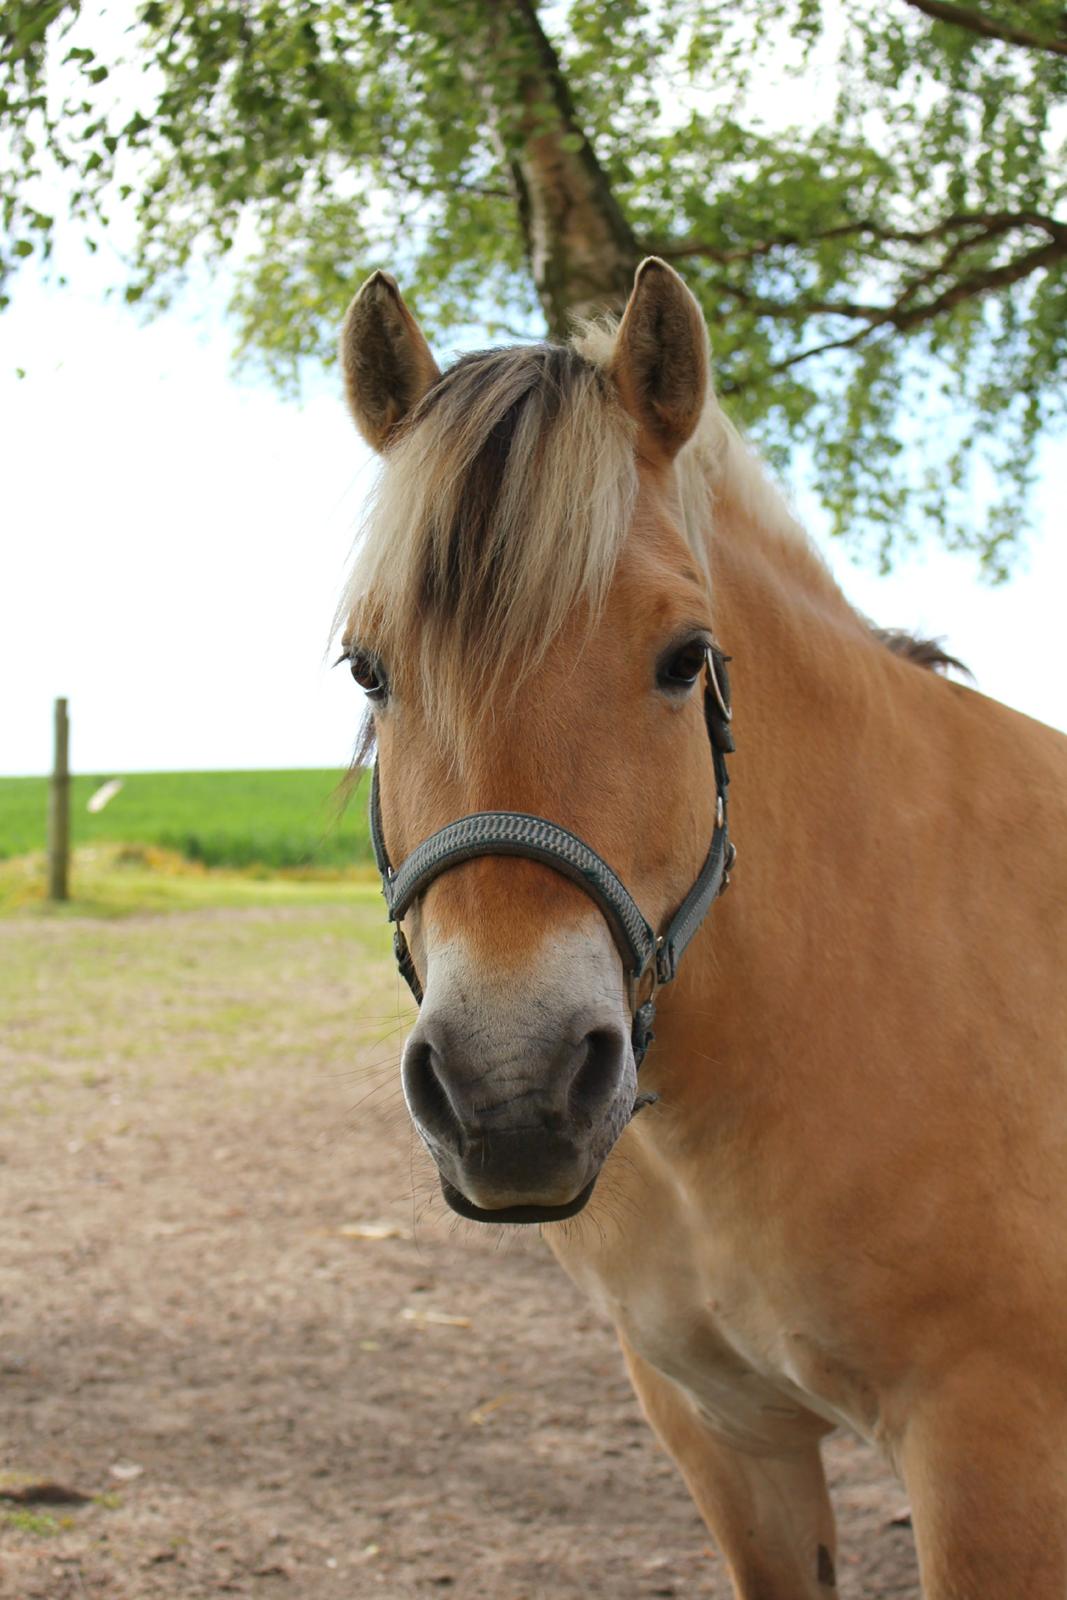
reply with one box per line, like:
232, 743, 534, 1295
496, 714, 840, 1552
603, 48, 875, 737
402, 1007, 634, 1224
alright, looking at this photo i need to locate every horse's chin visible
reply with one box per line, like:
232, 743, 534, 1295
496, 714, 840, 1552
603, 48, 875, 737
439, 1175, 597, 1226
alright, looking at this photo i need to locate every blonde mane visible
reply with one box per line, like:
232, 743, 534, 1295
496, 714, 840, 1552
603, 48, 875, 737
337, 320, 808, 744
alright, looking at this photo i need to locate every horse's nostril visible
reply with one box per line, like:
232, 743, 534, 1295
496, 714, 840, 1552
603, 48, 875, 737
568, 1028, 626, 1124
404, 1037, 461, 1143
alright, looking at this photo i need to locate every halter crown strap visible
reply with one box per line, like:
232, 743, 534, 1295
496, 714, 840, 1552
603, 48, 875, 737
368, 646, 735, 1068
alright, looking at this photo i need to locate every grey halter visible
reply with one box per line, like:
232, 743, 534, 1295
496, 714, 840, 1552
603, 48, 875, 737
369, 646, 736, 1068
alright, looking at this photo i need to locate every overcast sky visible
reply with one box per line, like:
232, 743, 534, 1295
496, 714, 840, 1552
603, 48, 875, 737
2, 237, 1065, 778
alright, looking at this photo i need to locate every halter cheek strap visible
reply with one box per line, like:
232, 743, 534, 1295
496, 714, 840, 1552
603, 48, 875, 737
369, 646, 736, 1069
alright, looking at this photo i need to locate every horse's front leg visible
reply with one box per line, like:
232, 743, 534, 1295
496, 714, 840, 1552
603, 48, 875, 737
621, 1336, 839, 1599
900, 1359, 1067, 1599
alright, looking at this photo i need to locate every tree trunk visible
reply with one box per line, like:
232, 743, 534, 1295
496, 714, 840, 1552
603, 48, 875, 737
464, 0, 641, 337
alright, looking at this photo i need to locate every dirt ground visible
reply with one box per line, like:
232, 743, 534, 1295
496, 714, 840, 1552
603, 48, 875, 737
0, 903, 920, 1598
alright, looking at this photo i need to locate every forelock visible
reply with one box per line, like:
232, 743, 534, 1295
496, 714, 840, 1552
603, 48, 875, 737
338, 340, 639, 746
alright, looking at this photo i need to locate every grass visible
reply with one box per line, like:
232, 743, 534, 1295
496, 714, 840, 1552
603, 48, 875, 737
0, 1509, 68, 1536
0, 767, 372, 869
0, 845, 384, 917
0, 891, 402, 1108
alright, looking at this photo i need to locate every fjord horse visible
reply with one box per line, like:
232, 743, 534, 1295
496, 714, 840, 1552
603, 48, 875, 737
336, 259, 1067, 1598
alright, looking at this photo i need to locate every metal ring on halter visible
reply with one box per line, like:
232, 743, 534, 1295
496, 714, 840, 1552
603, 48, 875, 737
626, 934, 662, 1017
707, 646, 732, 724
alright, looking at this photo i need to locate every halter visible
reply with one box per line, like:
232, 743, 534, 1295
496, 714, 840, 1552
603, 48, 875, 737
368, 645, 736, 1069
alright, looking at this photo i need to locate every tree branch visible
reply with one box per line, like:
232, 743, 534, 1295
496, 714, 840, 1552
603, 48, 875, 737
884, 211, 1055, 310
899, 0, 1067, 57
720, 232, 1067, 390
709, 281, 885, 321
649, 210, 1066, 266
890, 233, 1067, 331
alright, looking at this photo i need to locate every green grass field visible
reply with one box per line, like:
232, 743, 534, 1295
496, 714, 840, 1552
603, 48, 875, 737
0, 768, 373, 870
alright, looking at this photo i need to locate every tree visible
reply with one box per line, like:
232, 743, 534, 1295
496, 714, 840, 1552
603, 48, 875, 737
2, 0, 1064, 572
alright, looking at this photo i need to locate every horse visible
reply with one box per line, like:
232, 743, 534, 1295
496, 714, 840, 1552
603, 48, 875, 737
334, 257, 1067, 1598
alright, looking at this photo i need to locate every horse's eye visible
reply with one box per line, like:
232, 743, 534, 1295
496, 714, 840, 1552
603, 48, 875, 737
348, 650, 387, 699
659, 640, 708, 690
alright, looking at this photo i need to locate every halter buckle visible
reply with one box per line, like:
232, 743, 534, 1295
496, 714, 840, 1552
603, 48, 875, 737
706, 649, 736, 755
627, 935, 664, 1014
708, 648, 732, 722
631, 999, 657, 1069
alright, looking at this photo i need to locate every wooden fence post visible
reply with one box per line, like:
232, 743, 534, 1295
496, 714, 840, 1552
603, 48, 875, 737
47, 697, 70, 902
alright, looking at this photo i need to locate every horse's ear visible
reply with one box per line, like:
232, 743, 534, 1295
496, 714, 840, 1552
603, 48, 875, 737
340, 270, 441, 452
610, 258, 708, 465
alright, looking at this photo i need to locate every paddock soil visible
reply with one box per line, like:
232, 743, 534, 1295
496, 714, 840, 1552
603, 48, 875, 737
0, 904, 920, 1598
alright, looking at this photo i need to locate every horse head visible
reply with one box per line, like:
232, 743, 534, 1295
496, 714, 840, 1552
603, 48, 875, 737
337, 261, 723, 1224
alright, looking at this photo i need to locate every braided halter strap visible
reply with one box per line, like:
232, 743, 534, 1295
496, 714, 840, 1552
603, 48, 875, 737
369, 647, 736, 1069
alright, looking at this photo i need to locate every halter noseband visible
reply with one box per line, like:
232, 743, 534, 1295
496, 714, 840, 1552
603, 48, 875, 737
368, 646, 736, 1069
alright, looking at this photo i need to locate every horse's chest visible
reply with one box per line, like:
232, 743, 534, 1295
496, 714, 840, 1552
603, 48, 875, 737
551, 1204, 855, 1453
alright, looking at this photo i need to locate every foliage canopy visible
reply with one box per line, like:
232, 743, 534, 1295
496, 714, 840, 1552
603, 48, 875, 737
2, 0, 1065, 572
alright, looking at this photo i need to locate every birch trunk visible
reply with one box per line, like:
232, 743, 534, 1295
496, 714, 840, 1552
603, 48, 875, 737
466, 0, 641, 336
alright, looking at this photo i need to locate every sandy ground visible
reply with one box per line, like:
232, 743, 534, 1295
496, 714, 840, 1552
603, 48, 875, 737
0, 904, 920, 1598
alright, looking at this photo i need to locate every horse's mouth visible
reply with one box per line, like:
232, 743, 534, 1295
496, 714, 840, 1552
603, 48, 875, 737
435, 1089, 658, 1225
439, 1175, 598, 1226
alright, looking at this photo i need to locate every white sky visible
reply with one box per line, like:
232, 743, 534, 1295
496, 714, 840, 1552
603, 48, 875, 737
2, 247, 1065, 779
2, 252, 373, 776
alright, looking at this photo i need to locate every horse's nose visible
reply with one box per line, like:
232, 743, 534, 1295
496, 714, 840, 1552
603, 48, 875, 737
401, 1007, 631, 1214
403, 1012, 628, 1143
